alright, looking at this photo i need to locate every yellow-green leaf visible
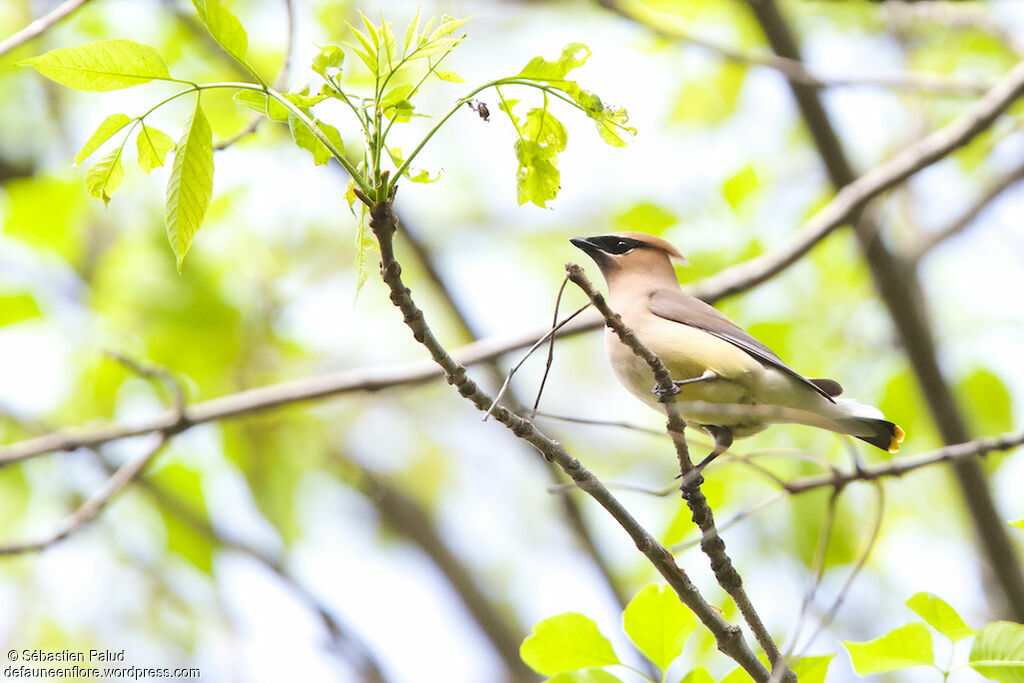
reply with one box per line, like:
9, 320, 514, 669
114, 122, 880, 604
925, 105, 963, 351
519, 613, 620, 675
622, 584, 695, 672
906, 593, 975, 642
791, 655, 835, 683
75, 113, 133, 166
435, 69, 463, 82
1012, 519, 1024, 530
84, 147, 125, 206
843, 623, 934, 675
19, 39, 171, 91
0, 293, 43, 327
233, 90, 289, 121
723, 166, 759, 209
288, 117, 343, 166
165, 101, 214, 271
547, 669, 623, 683
680, 668, 714, 683
136, 124, 175, 174
970, 621, 1024, 683
613, 202, 677, 235
191, 0, 248, 64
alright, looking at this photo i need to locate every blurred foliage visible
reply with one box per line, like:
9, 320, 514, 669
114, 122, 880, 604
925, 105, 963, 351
0, 0, 1023, 682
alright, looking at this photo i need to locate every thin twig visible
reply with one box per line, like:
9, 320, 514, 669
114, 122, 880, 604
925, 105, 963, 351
596, 0, 992, 97
531, 276, 571, 419
482, 302, 590, 421
0, 0, 93, 58
0, 433, 169, 555
908, 161, 1024, 262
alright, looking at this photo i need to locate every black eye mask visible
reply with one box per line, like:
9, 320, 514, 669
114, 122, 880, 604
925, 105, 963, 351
587, 235, 647, 254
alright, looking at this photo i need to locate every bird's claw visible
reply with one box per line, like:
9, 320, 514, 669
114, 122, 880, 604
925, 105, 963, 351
651, 383, 680, 403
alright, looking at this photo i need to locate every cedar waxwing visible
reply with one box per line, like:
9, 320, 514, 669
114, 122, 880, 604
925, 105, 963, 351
571, 232, 904, 467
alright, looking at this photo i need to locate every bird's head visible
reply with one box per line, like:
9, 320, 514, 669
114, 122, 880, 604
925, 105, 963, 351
570, 232, 688, 286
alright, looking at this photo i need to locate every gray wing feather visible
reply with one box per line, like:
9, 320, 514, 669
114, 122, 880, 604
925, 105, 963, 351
648, 289, 836, 403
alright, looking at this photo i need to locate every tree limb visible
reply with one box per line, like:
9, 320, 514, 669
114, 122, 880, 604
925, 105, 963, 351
0, 0, 94, 58
595, 0, 992, 97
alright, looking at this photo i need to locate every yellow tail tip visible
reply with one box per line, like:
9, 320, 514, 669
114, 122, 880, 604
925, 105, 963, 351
888, 424, 906, 453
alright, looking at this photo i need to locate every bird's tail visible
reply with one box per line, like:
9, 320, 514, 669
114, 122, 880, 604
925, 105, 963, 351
833, 399, 905, 453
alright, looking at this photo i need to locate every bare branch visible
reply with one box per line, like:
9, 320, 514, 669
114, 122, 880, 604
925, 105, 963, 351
0, 433, 169, 555
908, 161, 1024, 262
596, 0, 991, 97
565, 263, 791, 681
0, 0, 93, 58
691, 51, 1024, 303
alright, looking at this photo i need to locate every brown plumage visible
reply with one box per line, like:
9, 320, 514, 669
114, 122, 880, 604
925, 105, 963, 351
571, 231, 904, 464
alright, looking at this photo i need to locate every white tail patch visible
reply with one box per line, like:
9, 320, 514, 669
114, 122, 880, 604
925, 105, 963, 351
835, 398, 885, 421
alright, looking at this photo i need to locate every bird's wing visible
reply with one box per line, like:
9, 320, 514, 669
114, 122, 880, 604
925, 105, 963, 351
648, 288, 838, 403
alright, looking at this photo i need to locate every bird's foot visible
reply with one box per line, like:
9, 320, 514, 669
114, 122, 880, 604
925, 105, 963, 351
650, 383, 680, 403
677, 469, 705, 500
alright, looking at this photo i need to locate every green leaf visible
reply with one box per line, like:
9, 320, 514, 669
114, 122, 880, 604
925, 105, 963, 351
957, 368, 1013, 437
233, 90, 289, 121
381, 84, 416, 122
514, 139, 560, 208
19, 39, 171, 91
190, 0, 248, 64
1012, 519, 1024, 530
404, 7, 422, 52
380, 18, 398, 66
843, 623, 934, 675
669, 62, 746, 125
590, 104, 633, 147
622, 584, 695, 672
150, 463, 214, 573
519, 613, 620, 675
434, 69, 463, 83
344, 23, 378, 75
84, 147, 125, 206
136, 125, 175, 174
906, 592, 975, 642
720, 668, 753, 683
722, 166, 759, 209
75, 113, 133, 166
0, 293, 43, 327
970, 621, 1024, 682
547, 669, 622, 683
613, 202, 677, 235
525, 107, 568, 151
679, 668, 715, 683
165, 100, 214, 271
518, 43, 591, 81
312, 45, 344, 78
791, 655, 835, 683
353, 209, 378, 298
288, 117, 343, 166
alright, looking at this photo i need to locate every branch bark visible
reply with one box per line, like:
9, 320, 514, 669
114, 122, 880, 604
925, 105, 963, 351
743, 0, 1024, 620
364, 195, 771, 681
595, 0, 992, 97
0, 0, 93, 58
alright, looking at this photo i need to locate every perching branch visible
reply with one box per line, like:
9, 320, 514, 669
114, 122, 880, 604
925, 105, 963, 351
564, 263, 791, 681
0, 0, 94, 58
595, 0, 992, 98
362, 193, 771, 681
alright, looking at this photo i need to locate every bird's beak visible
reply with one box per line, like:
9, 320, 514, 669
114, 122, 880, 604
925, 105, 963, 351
570, 236, 603, 259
